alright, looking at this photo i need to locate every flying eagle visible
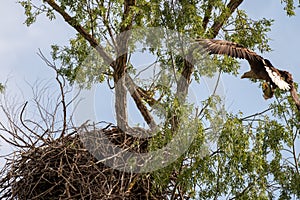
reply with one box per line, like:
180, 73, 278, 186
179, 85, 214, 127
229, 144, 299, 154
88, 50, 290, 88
197, 39, 300, 112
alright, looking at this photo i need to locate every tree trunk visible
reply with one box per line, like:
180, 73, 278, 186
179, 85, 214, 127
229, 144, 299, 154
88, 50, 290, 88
114, 54, 128, 130
113, 0, 136, 130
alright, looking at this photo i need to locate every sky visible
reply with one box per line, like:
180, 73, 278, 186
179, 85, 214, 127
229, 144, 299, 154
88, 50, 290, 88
0, 1, 300, 165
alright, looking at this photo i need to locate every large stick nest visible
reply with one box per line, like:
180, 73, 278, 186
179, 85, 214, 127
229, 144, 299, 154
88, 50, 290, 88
0, 126, 165, 199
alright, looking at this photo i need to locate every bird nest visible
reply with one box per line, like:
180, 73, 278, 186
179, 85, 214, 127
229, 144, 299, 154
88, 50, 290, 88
0, 126, 165, 199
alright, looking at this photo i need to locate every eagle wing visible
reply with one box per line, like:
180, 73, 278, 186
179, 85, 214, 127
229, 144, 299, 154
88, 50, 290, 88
197, 39, 290, 90
197, 39, 261, 61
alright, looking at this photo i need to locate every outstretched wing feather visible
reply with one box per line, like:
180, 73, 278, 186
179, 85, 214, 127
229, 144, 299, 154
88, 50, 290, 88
197, 39, 260, 61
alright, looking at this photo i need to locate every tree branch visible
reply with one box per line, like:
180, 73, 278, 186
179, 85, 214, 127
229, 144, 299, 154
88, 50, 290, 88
202, 0, 214, 30
177, 0, 244, 102
113, 0, 136, 130
44, 0, 115, 67
44, 0, 156, 130
208, 0, 244, 38
125, 75, 157, 130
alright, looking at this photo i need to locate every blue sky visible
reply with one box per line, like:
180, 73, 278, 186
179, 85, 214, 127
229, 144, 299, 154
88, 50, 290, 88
0, 1, 300, 162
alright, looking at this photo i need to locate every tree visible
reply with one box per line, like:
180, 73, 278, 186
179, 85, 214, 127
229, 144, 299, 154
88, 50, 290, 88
1, 0, 300, 199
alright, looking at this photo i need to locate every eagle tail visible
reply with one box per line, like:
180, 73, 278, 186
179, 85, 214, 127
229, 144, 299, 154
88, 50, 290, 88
290, 85, 300, 112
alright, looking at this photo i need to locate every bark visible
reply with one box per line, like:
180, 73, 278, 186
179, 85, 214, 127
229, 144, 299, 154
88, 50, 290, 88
113, 0, 137, 130
176, 54, 194, 100
125, 75, 157, 130
114, 54, 129, 130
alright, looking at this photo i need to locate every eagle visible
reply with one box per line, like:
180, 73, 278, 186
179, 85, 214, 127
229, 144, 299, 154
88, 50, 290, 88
197, 39, 300, 112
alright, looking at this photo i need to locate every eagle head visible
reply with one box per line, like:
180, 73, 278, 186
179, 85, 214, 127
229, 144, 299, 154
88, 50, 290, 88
241, 71, 259, 79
